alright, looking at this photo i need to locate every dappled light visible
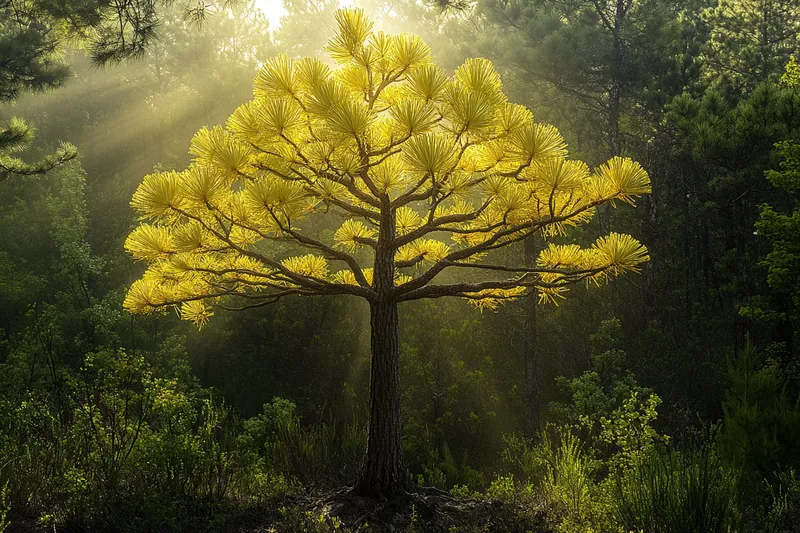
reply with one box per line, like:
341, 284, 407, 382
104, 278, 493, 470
2, 0, 800, 531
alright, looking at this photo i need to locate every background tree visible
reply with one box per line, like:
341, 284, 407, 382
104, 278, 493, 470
0, 0, 244, 179
755, 139, 800, 355
473, 0, 685, 161
123, 8, 651, 497
428, 0, 690, 433
275, 0, 340, 58
702, 0, 800, 89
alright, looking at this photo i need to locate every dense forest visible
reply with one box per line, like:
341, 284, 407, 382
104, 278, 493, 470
2, 0, 800, 531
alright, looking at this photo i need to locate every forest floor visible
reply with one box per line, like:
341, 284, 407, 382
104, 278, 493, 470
221, 488, 554, 533
6, 489, 554, 533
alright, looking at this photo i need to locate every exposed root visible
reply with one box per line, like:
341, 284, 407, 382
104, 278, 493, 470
304, 485, 552, 532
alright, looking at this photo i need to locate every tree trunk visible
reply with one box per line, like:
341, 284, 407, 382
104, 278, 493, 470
355, 297, 407, 497
355, 200, 408, 497
523, 234, 542, 439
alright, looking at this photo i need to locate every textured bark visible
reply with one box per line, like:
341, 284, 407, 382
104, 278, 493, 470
355, 297, 407, 497
523, 234, 542, 439
607, 0, 626, 159
355, 202, 408, 497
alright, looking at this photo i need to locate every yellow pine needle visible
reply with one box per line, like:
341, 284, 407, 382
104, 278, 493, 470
464, 287, 526, 311
281, 254, 329, 279
180, 301, 214, 328
122, 6, 651, 324
131, 171, 181, 220
403, 133, 458, 175
125, 225, 174, 261
593, 233, 650, 275
594, 157, 651, 203
332, 268, 374, 286
334, 219, 376, 251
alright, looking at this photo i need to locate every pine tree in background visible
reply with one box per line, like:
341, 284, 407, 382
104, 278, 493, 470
123, 8, 651, 497
748, 61, 800, 357
0, 0, 242, 180
0, 0, 75, 178
275, 0, 340, 58
703, 0, 800, 88
472, 0, 686, 161
0, 118, 76, 180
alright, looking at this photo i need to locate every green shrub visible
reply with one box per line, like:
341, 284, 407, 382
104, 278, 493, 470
0, 347, 272, 531
542, 430, 602, 531
612, 445, 737, 533
415, 440, 485, 491
238, 398, 365, 489
500, 432, 549, 485
550, 319, 667, 470
485, 473, 516, 501
501, 428, 609, 531
765, 470, 800, 533
0, 482, 9, 533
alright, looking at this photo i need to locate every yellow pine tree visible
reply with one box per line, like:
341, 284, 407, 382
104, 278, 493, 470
124, 8, 651, 497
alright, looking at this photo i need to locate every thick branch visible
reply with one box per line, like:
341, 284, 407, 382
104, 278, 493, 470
393, 198, 606, 297
398, 269, 600, 302
265, 207, 373, 289
171, 206, 372, 299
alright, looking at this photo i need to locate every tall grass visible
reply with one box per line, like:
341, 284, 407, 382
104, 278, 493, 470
612, 445, 737, 533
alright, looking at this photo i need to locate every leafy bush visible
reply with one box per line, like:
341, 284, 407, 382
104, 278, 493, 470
485, 473, 517, 501
238, 398, 365, 489
500, 428, 610, 532
550, 319, 667, 469
0, 346, 269, 531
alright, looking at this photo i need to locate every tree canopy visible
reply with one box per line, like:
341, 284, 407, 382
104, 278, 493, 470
124, 8, 651, 325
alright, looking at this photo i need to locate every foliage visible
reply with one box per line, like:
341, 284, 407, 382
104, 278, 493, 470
123, 7, 651, 324
0, 346, 252, 530
414, 441, 485, 490
1, 0, 237, 72
611, 445, 737, 533
475, 0, 688, 158
238, 397, 365, 488
0, 341, 344, 530
646, 76, 800, 416
550, 319, 666, 469
400, 298, 515, 490
766, 469, 800, 533
541, 430, 598, 530
0, 0, 242, 180
754, 138, 800, 336
0, 119, 76, 180
702, 0, 800, 88
494, 320, 669, 531
718, 342, 800, 493
275, 0, 341, 58
500, 427, 612, 532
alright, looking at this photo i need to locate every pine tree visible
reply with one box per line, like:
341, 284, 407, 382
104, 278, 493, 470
703, 0, 800, 88
0, 0, 238, 180
0, 118, 76, 180
123, 8, 651, 497
475, 0, 685, 160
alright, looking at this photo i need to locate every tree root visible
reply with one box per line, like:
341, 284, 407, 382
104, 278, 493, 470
303, 485, 553, 532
